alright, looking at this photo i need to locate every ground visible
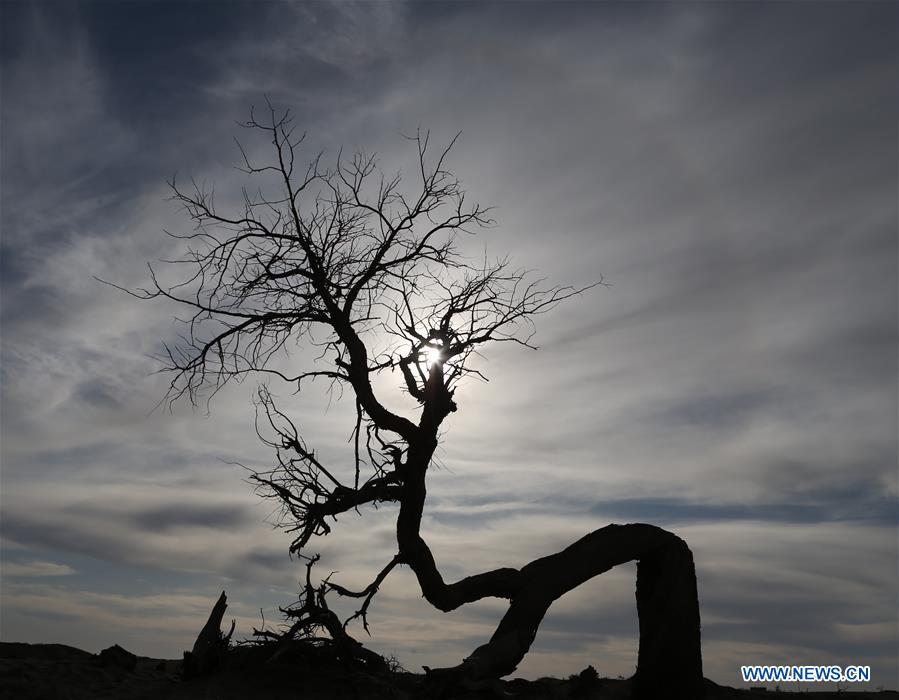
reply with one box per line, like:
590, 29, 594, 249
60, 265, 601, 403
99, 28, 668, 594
1, 642, 895, 699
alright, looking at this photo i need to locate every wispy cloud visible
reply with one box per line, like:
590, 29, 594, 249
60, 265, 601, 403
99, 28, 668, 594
3, 561, 77, 578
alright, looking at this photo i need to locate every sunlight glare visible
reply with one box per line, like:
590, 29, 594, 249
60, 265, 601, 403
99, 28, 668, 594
423, 345, 444, 371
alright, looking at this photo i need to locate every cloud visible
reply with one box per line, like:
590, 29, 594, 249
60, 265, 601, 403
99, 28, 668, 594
0, 491, 290, 586
2, 561, 77, 578
591, 489, 899, 526
0, 581, 260, 655
124, 502, 255, 534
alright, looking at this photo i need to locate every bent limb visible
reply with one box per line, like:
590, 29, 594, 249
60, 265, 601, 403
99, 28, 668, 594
419, 524, 704, 700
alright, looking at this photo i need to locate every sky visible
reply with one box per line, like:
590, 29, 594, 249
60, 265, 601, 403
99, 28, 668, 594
1, 0, 897, 690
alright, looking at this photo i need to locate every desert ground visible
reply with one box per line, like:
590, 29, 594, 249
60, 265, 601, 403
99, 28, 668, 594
1, 642, 895, 700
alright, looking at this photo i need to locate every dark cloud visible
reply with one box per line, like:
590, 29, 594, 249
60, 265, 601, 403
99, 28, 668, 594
71, 379, 123, 410
76, 2, 258, 123
226, 548, 295, 583
130, 503, 254, 533
653, 390, 782, 430
698, 564, 896, 657
1, 511, 138, 565
1, 498, 282, 586
14, 441, 195, 478
592, 490, 898, 527
0, 282, 64, 328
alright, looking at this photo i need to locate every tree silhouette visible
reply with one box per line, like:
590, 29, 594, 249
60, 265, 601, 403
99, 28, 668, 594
139, 106, 703, 698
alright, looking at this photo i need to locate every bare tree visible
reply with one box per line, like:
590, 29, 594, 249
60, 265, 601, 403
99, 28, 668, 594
137, 106, 703, 698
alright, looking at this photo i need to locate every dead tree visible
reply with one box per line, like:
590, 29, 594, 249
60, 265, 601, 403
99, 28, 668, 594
136, 105, 703, 697
183, 590, 234, 678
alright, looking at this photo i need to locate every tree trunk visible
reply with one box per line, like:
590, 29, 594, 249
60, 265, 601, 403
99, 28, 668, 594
426, 524, 703, 699
184, 590, 228, 678
633, 534, 703, 699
